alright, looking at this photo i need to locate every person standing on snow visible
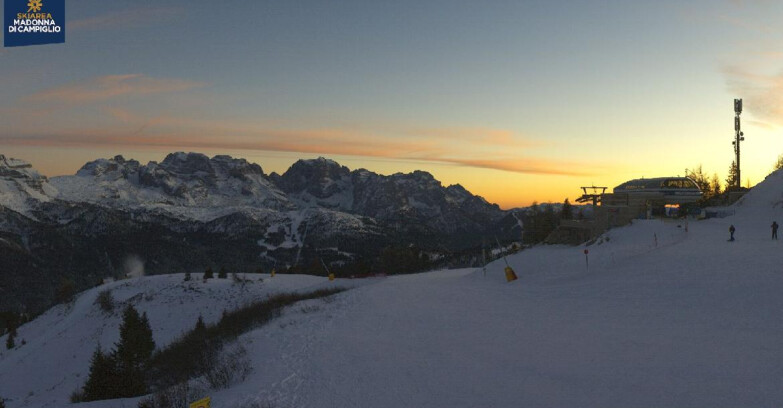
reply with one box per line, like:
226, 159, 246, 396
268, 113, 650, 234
729, 224, 736, 241
772, 221, 779, 240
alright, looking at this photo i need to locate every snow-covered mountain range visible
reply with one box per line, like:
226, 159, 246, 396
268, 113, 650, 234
0, 152, 515, 314
51, 153, 293, 214
48, 153, 504, 234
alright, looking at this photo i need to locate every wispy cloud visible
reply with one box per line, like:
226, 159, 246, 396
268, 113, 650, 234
437, 158, 597, 177
23, 74, 207, 104
69, 7, 183, 32
2, 74, 591, 177
755, 51, 783, 59
722, 65, 783, 127
410, 127, 538, 148
747, 119, 777, 129
0, 119, 598, 177
717, 14, 777, 34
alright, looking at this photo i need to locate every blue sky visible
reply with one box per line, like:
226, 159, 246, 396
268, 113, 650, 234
2, 0, 782, 207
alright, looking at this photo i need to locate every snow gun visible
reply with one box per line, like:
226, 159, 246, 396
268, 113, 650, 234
496, 236, 518, 282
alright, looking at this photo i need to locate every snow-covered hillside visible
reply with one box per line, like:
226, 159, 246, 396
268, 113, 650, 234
0, 274, 351, 408
730, 168, 783, 223
2, 170, 783, 407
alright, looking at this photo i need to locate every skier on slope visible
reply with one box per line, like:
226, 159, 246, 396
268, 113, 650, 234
729, 224, 736, 241
772, 221, 779, 240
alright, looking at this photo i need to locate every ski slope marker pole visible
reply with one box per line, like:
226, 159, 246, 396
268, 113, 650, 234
495, 236, 510, 267
584, 249, 589, 272
482, 244, 488, 277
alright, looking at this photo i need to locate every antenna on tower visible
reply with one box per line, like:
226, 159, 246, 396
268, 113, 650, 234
732, 98, 745, 190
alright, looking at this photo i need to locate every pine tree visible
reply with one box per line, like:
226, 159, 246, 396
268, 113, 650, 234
561, 198, 573, 220
194, 315, 206, 333
191, 315, 213, 375
218, 267, 227, 279
686, 165, 710, 193
774, 153, 783, 171
203, 267, 214, 280
522, 203, 539, 245
726, 161, 739, 191
114, 305, 155, 397
5, 326, 15, 350
710, 173, 722, 197
78, 306, 155, 401
541, 204, 557, 239
82, 346, 119, 401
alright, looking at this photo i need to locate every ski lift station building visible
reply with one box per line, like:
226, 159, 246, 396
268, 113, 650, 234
557, 177, 702, 244
603, 176, 702, 207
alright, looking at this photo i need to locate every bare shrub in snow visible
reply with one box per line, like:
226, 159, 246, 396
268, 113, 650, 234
55, 277, 75, 304
299, 304, 321, 314
230, 398, 279, 408
202, 343, 252, 389
69, 387, 84, 403
137, 381, 207, 408
95, 290, 114, 313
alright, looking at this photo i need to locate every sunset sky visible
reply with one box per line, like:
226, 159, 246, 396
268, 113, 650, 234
2, 0, 783, 208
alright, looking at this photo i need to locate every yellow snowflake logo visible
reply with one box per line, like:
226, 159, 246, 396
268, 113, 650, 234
27, 0, 43, 12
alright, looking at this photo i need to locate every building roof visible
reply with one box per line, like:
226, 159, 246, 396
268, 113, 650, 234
614, 177, 700, 192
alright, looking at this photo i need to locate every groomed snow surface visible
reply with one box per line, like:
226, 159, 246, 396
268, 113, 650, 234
2, 170, 783, 407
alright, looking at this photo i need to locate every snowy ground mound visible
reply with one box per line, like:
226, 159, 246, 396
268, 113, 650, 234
730, 168, 783, 224
2, 177, 783, 407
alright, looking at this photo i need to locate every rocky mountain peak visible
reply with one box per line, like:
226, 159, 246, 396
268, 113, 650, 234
446, 183, 469, 195
1, 154, 36, 175
158, 152, 214, 176
293, 157, 348, 174
77, 155, 141, 178
211, 155, 265, 177
277, 157, 352, 198
145, 152, 266, 181
0, 154, 57, 216
0, 154, 52, 194
389, 170, 441, 190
